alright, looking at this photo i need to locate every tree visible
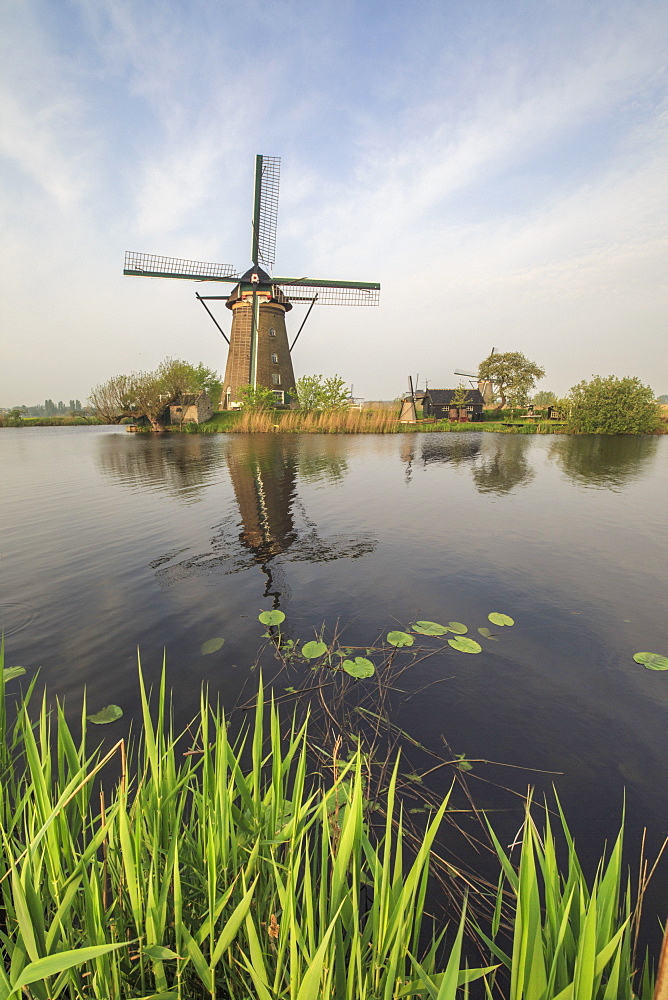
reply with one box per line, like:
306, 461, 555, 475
237, 384, 277, 410
477, 352, 545, 411
657, 394, 668, 404
293, 374, 350, 412
533, 390, 557, 407
566, 375, 661, 434
452, 382, 471, 408
88, 374, 134, 424
88, 359, 222, 430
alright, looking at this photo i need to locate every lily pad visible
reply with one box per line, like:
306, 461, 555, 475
477, 627, 499, 641
342, 657, 375, 679
448, 637, 482, 654
412, 621, 448, 636
258, 610, 286, 627
302, 640, 327, 659
488, 613, 515, 627
201, 637, 225, 655
87, 705, 123, 725
633, 652, 668, 671
455, 753, 473, 771
3, 666, 26, 681
447, 622, 468, 634
387, 630, 414, 647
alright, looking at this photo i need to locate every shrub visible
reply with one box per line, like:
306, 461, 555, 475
566, 376, 661, 434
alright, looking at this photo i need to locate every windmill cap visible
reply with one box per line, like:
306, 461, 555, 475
240, 264, 272, 284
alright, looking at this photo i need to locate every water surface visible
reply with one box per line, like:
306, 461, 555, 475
2, 427, 667, 888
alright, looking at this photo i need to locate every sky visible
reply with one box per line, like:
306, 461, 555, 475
1, 0, 667, 405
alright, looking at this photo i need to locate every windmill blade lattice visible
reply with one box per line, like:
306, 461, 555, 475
251, 155, 280, 269
124, 252, 239, 282
274, 279, 380, 306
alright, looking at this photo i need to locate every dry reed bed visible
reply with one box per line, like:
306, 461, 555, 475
230, 408, 400, 433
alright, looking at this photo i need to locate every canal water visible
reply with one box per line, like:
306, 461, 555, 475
2, 426, 667, 906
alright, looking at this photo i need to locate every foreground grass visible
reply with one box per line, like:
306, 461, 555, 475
0, 635, 659, 1000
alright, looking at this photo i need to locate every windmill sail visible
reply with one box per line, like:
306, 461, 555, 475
273, 278, 380, 306
124, 252, 238, 282
251, 154, 280, 269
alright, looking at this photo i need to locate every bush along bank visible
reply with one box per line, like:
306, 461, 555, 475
0, 622, 663, 1000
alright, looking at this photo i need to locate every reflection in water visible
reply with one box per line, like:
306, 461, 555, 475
549, 435, 660, 489
471, 436, 535, 495
96, 435, 378, 605
95, 434, 221, 502
420, 437, 481, 467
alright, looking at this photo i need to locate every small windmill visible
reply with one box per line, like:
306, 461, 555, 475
454, 347, 496, 403
124, 155, 380, 407
399, 376, 417, 423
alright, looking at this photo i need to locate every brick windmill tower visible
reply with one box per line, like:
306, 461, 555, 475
124, 155, 380, 407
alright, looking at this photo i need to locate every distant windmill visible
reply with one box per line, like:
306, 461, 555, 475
454, 347, 496, 403
124, 155, 380, 408
399, 376, 417, 423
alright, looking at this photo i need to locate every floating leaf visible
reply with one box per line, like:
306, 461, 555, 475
302, 640, 327, 659
447, 622, 468, 634
412, 621, 448, 636
488, 612, 515, 627
3, 666, 26, 681
455, 753, 473, 771
342, 657, 375, 679
448, 637, 482, 654
87, 705, 123, 725
633, 652, 668, 671
387, 630, 414, 648
258, 610, 286, 627
284, 686, 297, 694
201, 637, 225, 655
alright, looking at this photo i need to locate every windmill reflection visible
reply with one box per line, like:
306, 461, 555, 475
141, 435, 377, 605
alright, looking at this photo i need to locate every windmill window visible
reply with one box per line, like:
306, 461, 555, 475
269, 328, 276, 337
272, 374, 281, 385
271, 353, 278, 363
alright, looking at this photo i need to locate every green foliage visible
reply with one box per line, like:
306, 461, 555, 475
201, 637, 225, 654
447, 637, 482, 653
532, 390, 557, 406
478, 351, 546, 410
566, 375, 661, 434
481, 795, 642, 999
237, 383, 277, 410
293, 373, 351, 412
451, 382, 471, 408
0, 651, 496, 1000
342, 656, 375, 678
488, 612, 515, 626
387, 630, 414, 647
88, 359, 222, 429
258, 609, 285, 626
633, 651, 668, 670
86, 704, 123, 724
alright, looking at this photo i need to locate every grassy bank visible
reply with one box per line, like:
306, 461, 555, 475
0, 415, 104, 427
163, 410, 573, 435
0, 630, 660, 999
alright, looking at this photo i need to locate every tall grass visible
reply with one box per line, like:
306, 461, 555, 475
0, 651, 492, 1000
230, 407, 400, 433
0, 640, 659, 999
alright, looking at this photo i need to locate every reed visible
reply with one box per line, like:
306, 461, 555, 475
0, 650, 491, 1000
230, 407, 400, 434
0, 638, 659, 999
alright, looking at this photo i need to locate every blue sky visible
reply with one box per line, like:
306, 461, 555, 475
1, 0, 666, 403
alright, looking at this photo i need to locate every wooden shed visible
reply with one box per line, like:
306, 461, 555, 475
421, 388, 485, 422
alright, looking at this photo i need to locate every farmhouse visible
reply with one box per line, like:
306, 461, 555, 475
421, 388, 485, 421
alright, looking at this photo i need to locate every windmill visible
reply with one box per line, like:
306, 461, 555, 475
124, 155, 380, 408
454, 347, 495, 403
